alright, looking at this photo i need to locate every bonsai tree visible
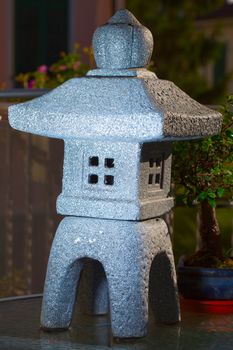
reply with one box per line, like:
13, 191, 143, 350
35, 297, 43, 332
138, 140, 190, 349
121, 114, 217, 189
172, 95, 233, 267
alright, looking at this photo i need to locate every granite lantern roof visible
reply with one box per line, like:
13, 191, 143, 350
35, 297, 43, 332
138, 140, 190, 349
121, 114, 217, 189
9, 10, 222, 142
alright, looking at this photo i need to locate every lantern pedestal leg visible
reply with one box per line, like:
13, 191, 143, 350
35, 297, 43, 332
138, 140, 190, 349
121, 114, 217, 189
41, 255, 83, 330
41, 216, 180, 337
106, 260, 149, 338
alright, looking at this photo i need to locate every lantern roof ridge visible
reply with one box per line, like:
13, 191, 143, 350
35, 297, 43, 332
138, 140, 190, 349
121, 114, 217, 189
8, 76, 222, 141
8, 10, 222, 142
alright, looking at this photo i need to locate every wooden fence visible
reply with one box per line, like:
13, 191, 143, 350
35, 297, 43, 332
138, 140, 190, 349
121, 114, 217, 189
0, 95, 63, 294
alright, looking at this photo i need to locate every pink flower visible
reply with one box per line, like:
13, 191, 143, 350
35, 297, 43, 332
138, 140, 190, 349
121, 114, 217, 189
37, 65, 48, 73
72, 61, 81, 70
28, 79, 35, 89
59, 65, 67, 71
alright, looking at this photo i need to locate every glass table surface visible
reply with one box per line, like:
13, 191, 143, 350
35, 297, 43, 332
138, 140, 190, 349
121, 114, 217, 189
1, 295, 233, 350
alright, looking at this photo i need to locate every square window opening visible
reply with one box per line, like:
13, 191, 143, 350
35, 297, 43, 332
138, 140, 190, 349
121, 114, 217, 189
89, 156, 99, 166
149, 158, 154, 168
105, 158, 114, 168
104, 175, 114, 186
148, 174, 153, 184
88, 174, 98, 184
155, 173, 160, 184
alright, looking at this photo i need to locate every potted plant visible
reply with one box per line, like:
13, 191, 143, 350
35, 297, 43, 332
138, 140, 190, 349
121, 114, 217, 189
16, 44, 93, 89
172, 95, 233, 312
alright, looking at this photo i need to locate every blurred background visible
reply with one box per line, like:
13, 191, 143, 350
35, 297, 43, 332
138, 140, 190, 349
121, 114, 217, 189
0, 0, 232, 297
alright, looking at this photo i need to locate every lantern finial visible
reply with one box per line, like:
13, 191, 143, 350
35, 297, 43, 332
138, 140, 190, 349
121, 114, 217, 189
92, 9, 154, 70
108, 9, 140, 25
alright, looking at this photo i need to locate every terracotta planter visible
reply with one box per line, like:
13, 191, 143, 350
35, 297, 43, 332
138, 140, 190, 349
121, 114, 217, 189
180, 298, 233, 314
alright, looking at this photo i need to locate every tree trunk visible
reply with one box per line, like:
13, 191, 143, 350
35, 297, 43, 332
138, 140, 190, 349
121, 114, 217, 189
199, 199, 223, 258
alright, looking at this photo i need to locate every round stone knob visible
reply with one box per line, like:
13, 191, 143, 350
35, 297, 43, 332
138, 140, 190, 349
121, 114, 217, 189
93, 9, 154, 70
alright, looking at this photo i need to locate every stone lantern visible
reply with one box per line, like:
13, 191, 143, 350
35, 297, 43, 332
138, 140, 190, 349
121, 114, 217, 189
9, 10, 222, 338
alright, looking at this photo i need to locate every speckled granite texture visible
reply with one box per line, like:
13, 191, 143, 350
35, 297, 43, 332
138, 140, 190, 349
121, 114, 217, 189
8, 10, 221, 141
93, 9, 153, 69
57, 140, 173, 221
41, 216, 180, 338
8, 75, 222, 141
7, 8, 222, 339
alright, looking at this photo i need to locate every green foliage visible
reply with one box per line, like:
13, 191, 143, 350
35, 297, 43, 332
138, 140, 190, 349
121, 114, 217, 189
172, 96, 233, 208
127, 0, 227, 103
16, 44, 94, 89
